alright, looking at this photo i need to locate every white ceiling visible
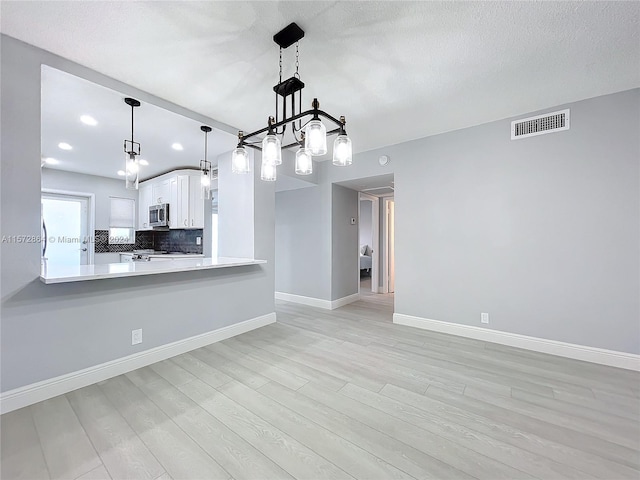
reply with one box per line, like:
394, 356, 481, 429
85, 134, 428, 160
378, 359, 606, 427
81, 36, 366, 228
2, 2, 639, 157
41, 66, 238, 181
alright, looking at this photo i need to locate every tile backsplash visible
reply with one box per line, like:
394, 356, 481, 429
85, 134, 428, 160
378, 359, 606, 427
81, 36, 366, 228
94, 229, 203, 254
153, 229, 203, 254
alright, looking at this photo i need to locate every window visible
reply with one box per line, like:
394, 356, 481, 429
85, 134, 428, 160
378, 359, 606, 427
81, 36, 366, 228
109, 197, 135, 244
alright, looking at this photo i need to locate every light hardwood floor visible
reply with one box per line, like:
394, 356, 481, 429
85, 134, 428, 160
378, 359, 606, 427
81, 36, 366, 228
2, 294, 639, 480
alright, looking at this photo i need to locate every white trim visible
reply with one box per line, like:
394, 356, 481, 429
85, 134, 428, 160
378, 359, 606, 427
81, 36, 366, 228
393, 313, 640, 372
276, 292, 360, 310
0, 313, 276, 414
276, 292, 332, 309
330, 293, 361, 310
382, 197, 395, 294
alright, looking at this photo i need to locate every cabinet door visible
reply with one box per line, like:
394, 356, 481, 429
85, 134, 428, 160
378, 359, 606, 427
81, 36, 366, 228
176, 175, 190, 228
152, 179, 170, 205
189, 175, 205, 228
169, 177, 178, 228
138, 183, 152, 230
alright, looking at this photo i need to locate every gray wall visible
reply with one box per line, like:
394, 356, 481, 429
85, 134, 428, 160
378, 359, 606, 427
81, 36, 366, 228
331, 184, 359, 301
359, 200, 372, 247
275, 185, 331, 300
41, 169, 137, 229
276, 89, 639, 354
1, 35, 274, 392
367, 90, 640, 354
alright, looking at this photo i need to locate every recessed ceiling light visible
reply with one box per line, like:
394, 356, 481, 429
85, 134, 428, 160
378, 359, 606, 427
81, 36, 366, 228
58, 142, 73, 150
44, 157, 59, 165
172, 143, 183, 151
80, 115, 97, 126
117, 170, 126, 176
139, 159, 149, 166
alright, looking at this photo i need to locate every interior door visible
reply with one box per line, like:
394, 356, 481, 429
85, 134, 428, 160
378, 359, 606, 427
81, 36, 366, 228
41, 193, 90, 265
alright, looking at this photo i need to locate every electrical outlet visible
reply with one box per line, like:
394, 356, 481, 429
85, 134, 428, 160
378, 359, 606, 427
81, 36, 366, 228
196, 236, 201, 246
132, 328, 142, 345
481, 313, 489, 324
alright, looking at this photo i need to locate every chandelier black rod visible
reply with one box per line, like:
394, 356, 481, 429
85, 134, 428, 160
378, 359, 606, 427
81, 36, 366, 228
239, 108, 343, 146
243, 127, 341, 152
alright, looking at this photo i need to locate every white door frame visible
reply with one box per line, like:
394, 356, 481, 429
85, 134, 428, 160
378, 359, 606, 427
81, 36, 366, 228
382, 195, 395, 294
41, 189, 96, 265
358, 192, 379, 294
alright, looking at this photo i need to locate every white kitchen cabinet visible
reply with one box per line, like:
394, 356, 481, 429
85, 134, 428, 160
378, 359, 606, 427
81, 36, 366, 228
189, 175, 205, 228
152, 179, 171, 205
177, 175, 190, 228
169, 176, 178, 228
137, 183, 153, 230
140, 170, 205, 230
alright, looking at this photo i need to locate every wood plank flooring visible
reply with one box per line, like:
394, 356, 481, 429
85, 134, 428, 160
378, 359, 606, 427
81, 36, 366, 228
2, 294, 639, 479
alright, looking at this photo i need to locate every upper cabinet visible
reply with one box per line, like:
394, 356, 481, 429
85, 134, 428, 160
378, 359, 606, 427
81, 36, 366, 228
189, 175, 205, 229
139, 169, 205, 230
138, 183, 153, 231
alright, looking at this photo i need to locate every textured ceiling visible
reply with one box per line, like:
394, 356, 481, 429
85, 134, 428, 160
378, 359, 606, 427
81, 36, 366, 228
2, 1, 639, 155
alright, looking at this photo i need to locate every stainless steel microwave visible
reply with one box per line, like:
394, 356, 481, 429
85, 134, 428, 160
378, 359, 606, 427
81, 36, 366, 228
149, 203, 169, 228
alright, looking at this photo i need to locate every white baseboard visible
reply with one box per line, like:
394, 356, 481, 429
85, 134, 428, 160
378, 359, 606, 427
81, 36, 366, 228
331, 293, 361, 309
393, 313, 640, 371
0, 313, 276, 414
275, 292, 332, 309
275, 292, 360, 310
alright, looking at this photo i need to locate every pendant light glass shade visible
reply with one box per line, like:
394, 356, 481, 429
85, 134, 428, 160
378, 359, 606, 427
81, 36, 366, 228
125, 153, 139, 190
261, 159, 277, 181
332, 134, 352, 166
305, 119, 327, 156
262, 134, 282, 165
232, 147, 251, 174
201, 169, 212, 200
295, 148, 313, 175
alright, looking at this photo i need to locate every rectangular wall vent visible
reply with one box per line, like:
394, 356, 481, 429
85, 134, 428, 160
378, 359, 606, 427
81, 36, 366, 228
511, 109, 570, 140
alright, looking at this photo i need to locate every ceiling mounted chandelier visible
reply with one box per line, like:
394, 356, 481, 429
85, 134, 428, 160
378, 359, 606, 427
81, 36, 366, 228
231, 23, 353, 181
123, 97, 141, 190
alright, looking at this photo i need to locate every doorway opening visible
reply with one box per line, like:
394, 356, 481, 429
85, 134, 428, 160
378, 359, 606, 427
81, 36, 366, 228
41, 190, 94, 265
359, 192, 379, 294
383, 197, 395, 294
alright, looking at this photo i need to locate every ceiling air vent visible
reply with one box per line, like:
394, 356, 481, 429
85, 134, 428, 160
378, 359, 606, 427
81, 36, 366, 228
511, 109, 570, 140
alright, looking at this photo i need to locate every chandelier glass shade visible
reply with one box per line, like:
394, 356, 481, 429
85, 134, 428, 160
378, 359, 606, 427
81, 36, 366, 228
261, 159, 277, 181
305, 119, 327, 156
232, 22, 352, 180
262, 133, 282, 166
232, 145, 251, 174
332, 134, 352, 166
295, 147, 313, 175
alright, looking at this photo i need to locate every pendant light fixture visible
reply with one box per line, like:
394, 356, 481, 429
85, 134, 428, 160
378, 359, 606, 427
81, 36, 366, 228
200, 126, 213, 200
232, 22, 352, 180
123, 97, 141, 190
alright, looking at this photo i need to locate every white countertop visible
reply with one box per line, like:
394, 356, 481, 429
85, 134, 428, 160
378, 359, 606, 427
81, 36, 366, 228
40, 257, 266, 284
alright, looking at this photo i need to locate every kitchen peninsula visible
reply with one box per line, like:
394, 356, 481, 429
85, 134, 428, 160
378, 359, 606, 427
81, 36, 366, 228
40, 256, 266, 284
